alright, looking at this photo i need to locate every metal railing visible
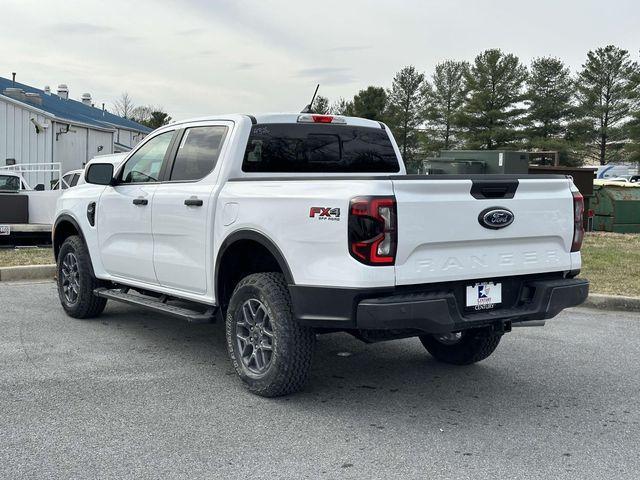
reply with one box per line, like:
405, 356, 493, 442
0, 163, 63, 190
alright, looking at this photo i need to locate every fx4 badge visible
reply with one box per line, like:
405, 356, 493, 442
309, 207, 341, 221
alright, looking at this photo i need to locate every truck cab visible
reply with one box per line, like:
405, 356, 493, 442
0, 171, 29, 192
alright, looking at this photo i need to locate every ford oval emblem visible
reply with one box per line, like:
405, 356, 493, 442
478, 207, 514, 230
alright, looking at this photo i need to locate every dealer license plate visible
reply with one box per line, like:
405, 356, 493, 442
0, 225, 10, 236
466, 282, 502, 310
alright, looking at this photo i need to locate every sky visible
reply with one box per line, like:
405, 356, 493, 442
1, 0, 639, 120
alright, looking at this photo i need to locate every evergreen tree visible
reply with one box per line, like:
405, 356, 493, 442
351, 86, 387, 121
386, 65, 426, 167
145, 111, 172, 129
625, 111, 640, 163
457, 49, 528, 149
331, 97, 354, 116
311, 95, 331, 114
423, 60, 469, 149
524, 57, 579, 165
526, 57, 574, 139
576, 45, 639, 165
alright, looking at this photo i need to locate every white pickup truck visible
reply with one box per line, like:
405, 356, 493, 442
53, 113, 589, 397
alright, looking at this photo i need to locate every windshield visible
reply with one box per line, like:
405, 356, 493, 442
0, 174, 20, 191
242, 124, 400, 173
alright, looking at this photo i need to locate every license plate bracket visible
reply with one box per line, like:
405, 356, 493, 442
465, 282, 502, 310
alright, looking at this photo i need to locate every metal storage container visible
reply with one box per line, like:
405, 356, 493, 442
591, 183, 640, 233
439, 150, 529, 174
423, 158, 485, 175
528, 166, 597, 230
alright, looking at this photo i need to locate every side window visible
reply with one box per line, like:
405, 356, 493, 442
61, 174, 74, 189
120, 131, 174, 183
70, 173, 80, 187
170, 126, 228, 181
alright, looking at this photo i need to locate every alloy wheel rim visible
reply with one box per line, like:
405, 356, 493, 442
61, 252, 80, 305
236, 298, 274, 375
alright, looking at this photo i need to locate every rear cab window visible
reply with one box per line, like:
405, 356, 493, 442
0, 174, 20, 192
242, 123, 400, 173
170, 126, 228, 181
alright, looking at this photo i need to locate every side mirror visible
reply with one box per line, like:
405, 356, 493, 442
85, 163, 114, 186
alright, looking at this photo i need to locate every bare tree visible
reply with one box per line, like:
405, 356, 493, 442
131, 105, 153, 123
130, 105, 172, 129
113, 92, 135, 119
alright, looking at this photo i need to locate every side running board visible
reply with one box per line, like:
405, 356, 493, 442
94, 287, 216, 324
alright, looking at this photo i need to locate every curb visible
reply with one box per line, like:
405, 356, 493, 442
0, 264, 56, 282
581, 294, 640, 313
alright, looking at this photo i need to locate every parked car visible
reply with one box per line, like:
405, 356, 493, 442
52, 113, 589, 397
0, 171, 28, 192
54, 153, 128, 190
53, 170, 83, 190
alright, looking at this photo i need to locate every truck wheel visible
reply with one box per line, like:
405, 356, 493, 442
225, 272, 315, 397
419, 329, 502, 365
57, 235, 107, 319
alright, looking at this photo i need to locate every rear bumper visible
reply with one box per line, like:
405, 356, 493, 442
290, 275, 589, 334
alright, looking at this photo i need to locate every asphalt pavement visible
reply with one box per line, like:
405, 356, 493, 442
1, 281, 639, 480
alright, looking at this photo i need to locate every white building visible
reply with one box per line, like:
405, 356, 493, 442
0, 76, 151, 182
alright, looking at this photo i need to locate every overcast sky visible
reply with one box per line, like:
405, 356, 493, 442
1, 0, 638, 120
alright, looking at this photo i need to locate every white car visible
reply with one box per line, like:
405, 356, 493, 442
606, 177, 630, 183
0, 171, 28, 192
54, 170, 83, 190
52, 113, 589, 396
55, 153, 128, 190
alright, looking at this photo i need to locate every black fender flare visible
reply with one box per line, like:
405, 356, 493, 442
52, 214, 85, 260
215, 229, 295, 295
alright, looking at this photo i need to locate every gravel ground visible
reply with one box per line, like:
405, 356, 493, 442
1, 281, 638, 480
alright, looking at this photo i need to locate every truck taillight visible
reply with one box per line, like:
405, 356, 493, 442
348, 196, 397, 266
571, 191, 585, 252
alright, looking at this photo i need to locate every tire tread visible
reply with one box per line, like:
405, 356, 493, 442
226, 272, 315, 397
420, 329, 502, 365
57, 235, 107, 319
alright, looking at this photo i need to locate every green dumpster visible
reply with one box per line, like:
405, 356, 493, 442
591, 182, 640, 233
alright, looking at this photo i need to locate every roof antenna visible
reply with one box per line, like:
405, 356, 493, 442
301, 84, 320, 113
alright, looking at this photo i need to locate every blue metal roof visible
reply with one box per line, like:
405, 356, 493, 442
0, 77, 152, 133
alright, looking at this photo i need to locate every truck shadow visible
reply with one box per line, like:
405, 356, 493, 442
99, 302, 591, 429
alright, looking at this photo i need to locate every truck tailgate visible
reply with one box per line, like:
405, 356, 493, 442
392, 177, 575, 286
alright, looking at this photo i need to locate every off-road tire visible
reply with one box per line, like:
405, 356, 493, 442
419, 329, 502, 365
57, 235, 107, 318
226, 272, 315, 397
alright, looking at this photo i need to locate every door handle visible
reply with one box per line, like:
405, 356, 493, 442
132, 198, 148, 206
184, 198, 203, 207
